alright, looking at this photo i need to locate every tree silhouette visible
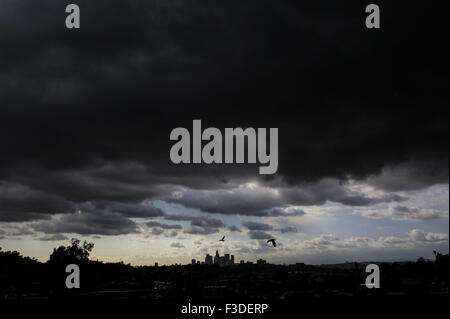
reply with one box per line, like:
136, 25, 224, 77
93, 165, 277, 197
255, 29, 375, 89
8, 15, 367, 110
48, 238, 94, 264
417, 257, 426, 264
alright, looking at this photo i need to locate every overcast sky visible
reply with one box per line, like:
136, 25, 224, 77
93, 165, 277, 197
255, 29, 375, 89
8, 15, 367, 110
0, 0, 448, 265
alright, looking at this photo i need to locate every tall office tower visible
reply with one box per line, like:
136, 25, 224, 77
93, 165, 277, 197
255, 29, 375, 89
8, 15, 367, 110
231, 255, 235, 265
224, 254, 230, 265
205, 254, 213, 265
214, 250, 220, 264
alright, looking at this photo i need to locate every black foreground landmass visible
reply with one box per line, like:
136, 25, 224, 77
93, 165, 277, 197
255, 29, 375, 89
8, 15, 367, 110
1, 240, 448, 303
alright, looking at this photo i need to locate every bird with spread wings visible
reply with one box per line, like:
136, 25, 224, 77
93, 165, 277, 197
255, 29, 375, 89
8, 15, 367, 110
267, 239, 276, 247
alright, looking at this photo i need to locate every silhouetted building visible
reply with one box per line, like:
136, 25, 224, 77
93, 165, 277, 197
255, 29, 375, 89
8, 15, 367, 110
192, 259, 196, 265
257, 259, 267, 265
205, 251, 237, 266
214, 251, 220, 264
155, 262, 158, 267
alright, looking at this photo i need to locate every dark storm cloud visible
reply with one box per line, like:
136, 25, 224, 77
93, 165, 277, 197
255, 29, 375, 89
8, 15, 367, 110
0, 0, 448, 229
31, 211, 139, 235
23, 199, 164, 235
366, 158, 450, 191
11, 163, 173, 204
87, 201, 165, 218
0, 182, 72, 222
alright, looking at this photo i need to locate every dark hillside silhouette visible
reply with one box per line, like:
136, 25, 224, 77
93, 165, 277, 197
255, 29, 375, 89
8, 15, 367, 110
0, 242, 449, 300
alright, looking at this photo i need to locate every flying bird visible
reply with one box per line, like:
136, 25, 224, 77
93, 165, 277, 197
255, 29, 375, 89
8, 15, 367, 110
267, 239, 276, 247
219, 236, 225, 242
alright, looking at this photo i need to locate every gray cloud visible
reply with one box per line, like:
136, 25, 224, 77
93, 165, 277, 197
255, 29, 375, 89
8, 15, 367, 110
165, 179, 407, 218
167, 230, 178, 237
279, 226, 298, 233
38, 234, 68, 241
367, 159, 449, 192
299, 230, 449, 253
164, 214, 223, 226
248, 230, 273, 240
243, 221, 273, 231
184, 226, 221, 235
266, 208, 306, 217
8, 225, 35, 237
228, 225, 242, 232
409, 229, 449, 243
359, 205, 448, 221
170, 242, 185, 248
164, 214, 225, 235
150, 228, 164, 235
146, 221, 182, 230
